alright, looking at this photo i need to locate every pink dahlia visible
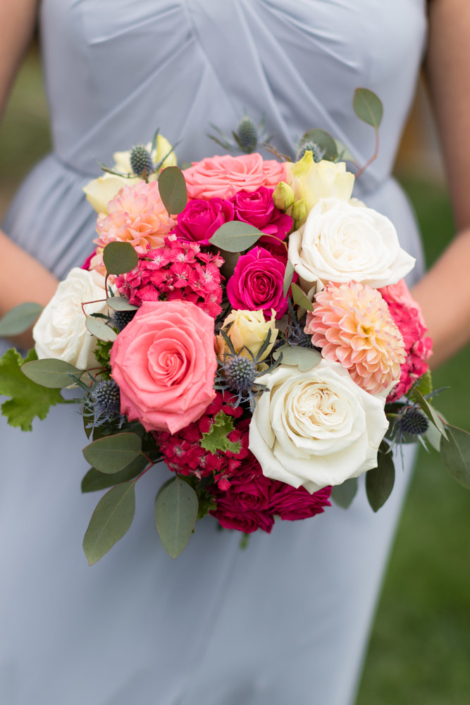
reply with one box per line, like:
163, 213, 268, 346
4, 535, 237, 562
306, 281, 406, 395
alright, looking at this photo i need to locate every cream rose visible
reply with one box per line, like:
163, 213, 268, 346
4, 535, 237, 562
217, 310, 278, 362
286, 153, 355, 218
249, 358, 389, 492
33, 268, 109, 370
83, 134, 177, 214
288, 197, 415, 289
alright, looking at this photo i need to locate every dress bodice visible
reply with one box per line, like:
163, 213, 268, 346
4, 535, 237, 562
41, 0, 427, 189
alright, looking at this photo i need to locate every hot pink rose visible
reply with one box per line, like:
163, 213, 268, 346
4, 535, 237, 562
226, 246, 288, 318
172, 198, 234, 246
184, 153, 286, 200
231, 187, 293, 240
110, 301, 217, 434
269, 483, 332, 521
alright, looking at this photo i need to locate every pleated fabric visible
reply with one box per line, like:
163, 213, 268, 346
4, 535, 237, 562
1, 2, 427, 703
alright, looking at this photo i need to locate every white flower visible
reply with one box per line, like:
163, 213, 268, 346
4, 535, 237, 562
248, 358, 389, 492
83, 134, 177, 214
33, 268, 109, 370
288, 197, 415, 289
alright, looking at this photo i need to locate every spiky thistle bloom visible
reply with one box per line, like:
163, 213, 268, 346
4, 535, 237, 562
306, 281, 406, 395
130, 144, 154, 177
83, 378, 125, 429
296, 142, 326, 163
397, 407, 429, 436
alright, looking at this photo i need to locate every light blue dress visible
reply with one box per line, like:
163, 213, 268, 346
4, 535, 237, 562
0, 2, 428, 703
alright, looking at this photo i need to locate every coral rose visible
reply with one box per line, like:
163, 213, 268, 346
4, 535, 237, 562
110, 301, 217, 434
184, 153, 286, 200
226, 246, 288, 318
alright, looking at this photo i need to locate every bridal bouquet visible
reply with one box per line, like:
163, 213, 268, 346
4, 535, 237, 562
1, 90, 469, 564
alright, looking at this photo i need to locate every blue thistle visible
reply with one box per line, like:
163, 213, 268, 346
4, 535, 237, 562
208, 113, 273, 155
130, 145, 154, 177
112, 309, 136, 332
296, 141, 326, 163
397, 407, 429, 436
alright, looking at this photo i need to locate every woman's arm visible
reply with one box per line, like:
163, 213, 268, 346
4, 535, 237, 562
412, 0, 470, 367
0, 0, 58, 347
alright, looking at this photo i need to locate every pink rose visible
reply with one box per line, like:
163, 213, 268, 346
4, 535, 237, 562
172, 198, 234, 246
269, 483, 332, 521
184, 153, 287, 200
211, 500, 274, 534
226, 246, 288, 318
231, 187, 293, 240
110, 301, 217, 434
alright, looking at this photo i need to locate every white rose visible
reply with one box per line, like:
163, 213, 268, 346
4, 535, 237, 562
288, 197, 415, 289
249, 358, 389, 492
83, 134, 177, 214
33, 268, 109, 370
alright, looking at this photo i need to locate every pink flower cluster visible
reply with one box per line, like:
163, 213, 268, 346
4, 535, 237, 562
115, 235, 224, 318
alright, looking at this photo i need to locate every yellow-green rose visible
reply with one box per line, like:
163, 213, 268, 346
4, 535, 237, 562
217, 310, 278, 362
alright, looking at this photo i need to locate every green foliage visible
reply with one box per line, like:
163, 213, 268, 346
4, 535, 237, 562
413, 389, 448, 439
158, 165, 188, 215
0, 302, 43, 336
209, 221, 264, 253
353, 88, 384, 129
103, 241, 138, 276
290, 282, 313, 312
282, 259, 295, 297
83, 482, 136, 565
412, 370, 433, 401
155, 476, 199, 558
82, 432, 143, 474
21, 358, 80, 388
81, 455, 147, 493
200, 411, 241, 455
440, 426, 470, 490
86, 316, 117, 342
94, 339, 113, 378
331, 477, 358, 509
301, 128, 337, 161
366, 447, 396, 512
183, 475, 217, 520
106, 297, 137, 312
0, 348, 62, 431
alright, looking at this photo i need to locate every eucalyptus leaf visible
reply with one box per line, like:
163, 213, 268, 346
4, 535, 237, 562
302, 129, 337, 161
158, 166, 188, 215
413, 390, 448, 440
21, 358, 81, 389
103, 241, 138, 276
209, 221, 264, 253
440, 425, 470, 490
0, 302, 44, 337
106, 297, 138, 312
273, 344, 321, 372
283, 260, 295, 298
366, 450, 395, 512
83, 482, 136, 565
291, 282, 313, 312
81, 455, 147, 493
411, 370, 433, 402
331, 477, 358, 509
155, 476, 199, 559
86, 317, 117, 342
83, 433, 142, 474
353, 88, 384, 129
424, 421, 442, 452
334, 139, 355, 163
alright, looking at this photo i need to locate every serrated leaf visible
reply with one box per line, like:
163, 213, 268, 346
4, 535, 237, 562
103, 241, 138, 276
200, 411, 241, 454
86, 316, 117, 342
411, 370, 433, 402
331, 477, 358, 509
83, 482, 136, 565
413, 389, 448, 440
0, 302, 44, 336
21, 358, 81, 388
353, 88, 384, 129
302, 128, 337, 161
283, 260, 295, 298
0, 348, 62, 431
81, 455, 147, 493
106, 297, 138, 312
291, 282, 313, 312
273, 344, 321, 372
366, 450, 395, 512
440, 425, 470, 490
209, 221, 264, 253
155, 477, 198, 559
83, 433, 142, 474
158, 166, 188, 215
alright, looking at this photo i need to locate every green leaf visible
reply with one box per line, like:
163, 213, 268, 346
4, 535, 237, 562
155, 477, 199, 559
283, 260, 295, 298
158, 166, 188, 215
291, 282, 313, 312
83, 482, 136, 565
353, 88, 384, 129
81, 455, 147, 493
82, 433, 142, 474
21, 358, 81, 388
411, 370, 433, 402
334, 139, 356, 163
86, 316, 117, 342
424, 420, 442, 452
103, 241, 138, 276
412, 389, 448, 440
200, 411, 241, 454
0, 348, 62, 431
366, 449, 395, 512
273, 344, 321, 372
302, 128, 338, 161
331, 477, 358, 509
0, 302, 44, 337
106, 297, 138, 312
440, 425, 470, 490
209, 221, 264, 253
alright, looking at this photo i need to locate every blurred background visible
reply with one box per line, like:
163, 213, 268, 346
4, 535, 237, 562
1, 46, 469, 705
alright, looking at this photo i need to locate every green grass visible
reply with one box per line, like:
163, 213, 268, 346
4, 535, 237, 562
1, 51, 470, 705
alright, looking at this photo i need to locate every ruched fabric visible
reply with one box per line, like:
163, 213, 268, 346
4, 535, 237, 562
1, 2, 427, 704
